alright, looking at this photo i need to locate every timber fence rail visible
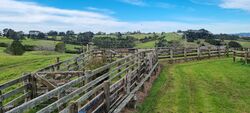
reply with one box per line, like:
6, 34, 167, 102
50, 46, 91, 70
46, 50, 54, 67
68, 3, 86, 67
0, 52, 92, 113
1, 50, 159, 113
157, 46, 233, 61
233, 48, 250, 64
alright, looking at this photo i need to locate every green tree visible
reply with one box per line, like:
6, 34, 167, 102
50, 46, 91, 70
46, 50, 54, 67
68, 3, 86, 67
228, 41, 242, 48
55, 42, 65, 53
6, 40, 25, 55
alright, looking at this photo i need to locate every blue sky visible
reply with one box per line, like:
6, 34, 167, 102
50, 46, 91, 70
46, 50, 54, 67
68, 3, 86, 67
0, 0, 250, 33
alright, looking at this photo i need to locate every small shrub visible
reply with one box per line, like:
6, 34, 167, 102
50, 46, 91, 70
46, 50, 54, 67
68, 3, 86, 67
6, 40, 25, 55
55, 42, 65, 53
228, 41, 242, 48
0, 42, 8, 47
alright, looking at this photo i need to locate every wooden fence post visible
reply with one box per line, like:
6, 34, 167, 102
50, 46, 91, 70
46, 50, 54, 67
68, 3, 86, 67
208, 47, 211, 58
30, 74, 37, 99
245, 50, 248, 64
197, 47, 200, 60
217, 46, 221, 57
104, 81, 110, 113
184, 48, 187, 60
233, 51, 236, 62
226, 46, 229, 57
23, 73, 29, 102
170, 48, 173, 61
56, 57, 60, 70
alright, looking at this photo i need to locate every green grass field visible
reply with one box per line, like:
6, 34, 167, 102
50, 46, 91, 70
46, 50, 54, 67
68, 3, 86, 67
136, 41, 156, 48
0, 47, 73, 84
238, 41, 250, 48
137, 58, 250, 113
0, 37, 81, 51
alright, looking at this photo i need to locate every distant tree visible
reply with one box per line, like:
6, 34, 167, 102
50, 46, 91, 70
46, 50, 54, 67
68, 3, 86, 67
0, 31, 2, 37
93, 36, 135, 48
116, 32, 122, 38
59, 32, 66, 36
47, 30, 58, 36
96, 31, 105, 35
6, 29, 16, 39
55, 42, 65, 53
6, 40, 25, 55
37, 32, 46, 39
205, 39, 222, 46
3, 28, 9, 37
214, 34, 240, 40
156, 36, 167, 47
77, 31, 94, 45
228, 41, 242, 48
66, 30, 74, 36
184, 29, 214, 42
168, 40, 182, 48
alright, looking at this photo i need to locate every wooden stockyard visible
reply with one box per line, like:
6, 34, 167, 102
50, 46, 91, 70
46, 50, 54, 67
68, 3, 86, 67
0, 46, 245, 113
233, 48, 250, 64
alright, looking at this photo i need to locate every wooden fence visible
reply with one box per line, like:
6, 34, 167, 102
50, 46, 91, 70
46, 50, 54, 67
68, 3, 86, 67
1, 50, 159, 113
157, 46, 232, 61
233, 48, 250, 64
0, 52, 91, 113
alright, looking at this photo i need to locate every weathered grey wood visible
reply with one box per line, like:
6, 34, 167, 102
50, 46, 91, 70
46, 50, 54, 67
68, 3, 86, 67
112, 62, 159, 113
92, 101, 105, 113
0, 85, 27, 102
6, 76, 86, 113
35, 75, 56, 90
4, 93, 30, 111
37, 74, 108, 113
0, 74, 30, 90
104, 81, 110, 112
78, 91, 104, 112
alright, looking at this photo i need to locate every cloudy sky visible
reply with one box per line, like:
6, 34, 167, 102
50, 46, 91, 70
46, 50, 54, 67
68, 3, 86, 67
0, 0, 250, 33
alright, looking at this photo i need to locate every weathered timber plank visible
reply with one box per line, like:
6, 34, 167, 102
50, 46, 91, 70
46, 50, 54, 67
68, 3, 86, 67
37, 74, 108, 113
0, 85, 27, 102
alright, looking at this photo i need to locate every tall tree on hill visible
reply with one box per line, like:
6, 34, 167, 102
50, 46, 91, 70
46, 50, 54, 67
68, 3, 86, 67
5, 29, 25, 55
66, 30, 74, 36
47, 30, 58, 36
184, 29, 214, 42
77, 31, 94, 45
3, 28, 9, 37
59, 32, 66, 36
156, 36, 168, 47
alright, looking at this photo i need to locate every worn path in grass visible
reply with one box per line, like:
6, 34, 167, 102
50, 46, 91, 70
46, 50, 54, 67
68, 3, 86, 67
137, 58, 250, 113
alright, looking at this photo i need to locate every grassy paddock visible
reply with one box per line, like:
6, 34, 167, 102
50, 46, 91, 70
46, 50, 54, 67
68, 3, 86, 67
0, 37, 81, 51
0, 47, 73, 84
137, 58, 250, 113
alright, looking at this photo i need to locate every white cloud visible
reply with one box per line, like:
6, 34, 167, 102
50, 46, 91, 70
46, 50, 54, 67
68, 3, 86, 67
86, 7, 115, 14
119, 0, 147, 6
220, 0, 250, 11
0, 0, 249, 34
